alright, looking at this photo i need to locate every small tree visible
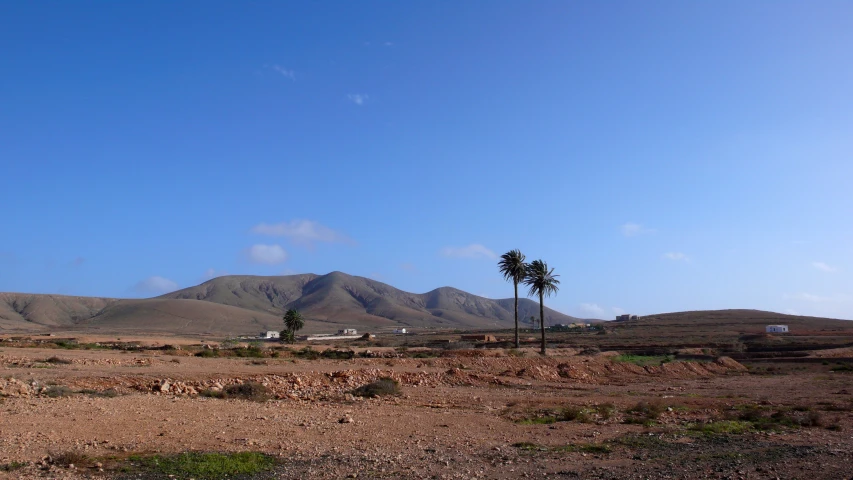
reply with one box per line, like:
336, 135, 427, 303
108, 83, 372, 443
282, 309, 305, 343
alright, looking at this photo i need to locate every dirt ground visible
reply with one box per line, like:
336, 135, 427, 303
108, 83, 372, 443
0, 343, 851, 479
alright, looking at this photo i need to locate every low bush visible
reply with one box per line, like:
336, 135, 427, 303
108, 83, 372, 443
614, 355, 674, 367
42, 385, 74, 398
51, 450, 89, 467
352, 377, 401, 398
43, 356, 72, 364
595, 403, 616, 420
195, 349, 219, 358
129, 452, 274, 479
79, 388, 119, 398
628, 401, 666, 420
690, 420, 753, 435
560, 406, 592, 423
0, 461, 27, 472
223, 382, 270, 402
293, 346, 320, 360
231, 346, 265, 358
321, 349, 355, 360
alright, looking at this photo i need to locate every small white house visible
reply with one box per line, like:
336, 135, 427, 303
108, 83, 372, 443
261, 331, 280, 339
393, 328, 407, 334
766, 325, 789, 333
337, 328, 358, 335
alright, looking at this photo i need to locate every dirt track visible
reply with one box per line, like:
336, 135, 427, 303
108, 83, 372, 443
1, 346, 852, 479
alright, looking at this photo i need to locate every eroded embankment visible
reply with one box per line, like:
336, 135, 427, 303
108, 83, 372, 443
0, 354, 746, 400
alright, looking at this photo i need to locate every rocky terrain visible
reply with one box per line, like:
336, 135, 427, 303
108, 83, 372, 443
0, 338, 851, 479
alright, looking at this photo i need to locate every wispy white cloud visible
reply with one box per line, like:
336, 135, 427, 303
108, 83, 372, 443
580, 303, 605, 317
347, 94, 369, 106
251, 220, 352, 247
440, 244, 497, 260
132, 276, 178, 294
662, 252, 689, 262
621, 222, 654, 237
269, 64, 295, 80
811, 261, 838, 273
612, 307, 626, 316
245, 244, 289, 265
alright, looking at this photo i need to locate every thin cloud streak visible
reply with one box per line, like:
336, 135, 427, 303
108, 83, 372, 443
251, 220, 353, 247
440, 244, 497, 260
812, 261, 838, 272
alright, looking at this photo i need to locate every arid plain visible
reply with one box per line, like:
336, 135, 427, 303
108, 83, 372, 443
2, 310, 853, 480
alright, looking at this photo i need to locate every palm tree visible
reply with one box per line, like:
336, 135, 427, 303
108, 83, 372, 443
498, 249, 528, 348
282, 309, 305, 343
523, 259, 560, 355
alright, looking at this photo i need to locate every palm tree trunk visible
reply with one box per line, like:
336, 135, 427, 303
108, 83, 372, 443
513, 281, 519, 349
539, 291, 546, 355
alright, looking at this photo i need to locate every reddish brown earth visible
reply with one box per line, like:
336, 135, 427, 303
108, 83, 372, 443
0, 343, 851, 479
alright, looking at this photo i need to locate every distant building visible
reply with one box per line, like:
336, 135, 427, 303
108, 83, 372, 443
337, 328, 358, 335
766, 325, 789, 333
461, 334, 496, 342
261, 331, 280, 339
616, 314, 640, 321
393, 328, 407, 334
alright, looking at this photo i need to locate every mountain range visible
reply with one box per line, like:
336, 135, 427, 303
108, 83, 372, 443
0, 271, 580, 336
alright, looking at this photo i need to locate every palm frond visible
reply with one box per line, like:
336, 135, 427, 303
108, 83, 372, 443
523, 259, 560, 298
498, 249, 528, 283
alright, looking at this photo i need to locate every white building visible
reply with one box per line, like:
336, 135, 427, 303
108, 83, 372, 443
261, 331, 280, 339
337, 328, 358, 335
765, 325, 789, 333
393, 328, 407, 334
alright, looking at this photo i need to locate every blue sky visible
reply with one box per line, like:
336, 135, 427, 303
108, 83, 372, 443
1, 1, 851, 319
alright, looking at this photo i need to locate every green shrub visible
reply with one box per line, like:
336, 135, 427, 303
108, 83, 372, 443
560, 406, 592, 423
130, 452, 274, 479
232, 346, 265, 358
294, 346, 320, 360
352, 377, 401, 398
195, 349, 219, 358
0, 461, 27, 472
595, 403, 616, 420
689, 420, 753, 435
321, 349, 355, 360
614, 355, 674, 367
628, 401, 665, 419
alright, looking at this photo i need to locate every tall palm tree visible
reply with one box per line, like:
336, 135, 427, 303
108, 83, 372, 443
283, 309, 305, 343
523, 259, 560, 355
498, 249, 528, 348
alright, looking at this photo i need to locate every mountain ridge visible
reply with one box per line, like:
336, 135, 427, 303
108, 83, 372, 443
0, 272, 579, 334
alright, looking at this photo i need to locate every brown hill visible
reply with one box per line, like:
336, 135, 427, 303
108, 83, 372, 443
0, 272, 579, 335
162, 271, 579, 330
624, 309, 853, 331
